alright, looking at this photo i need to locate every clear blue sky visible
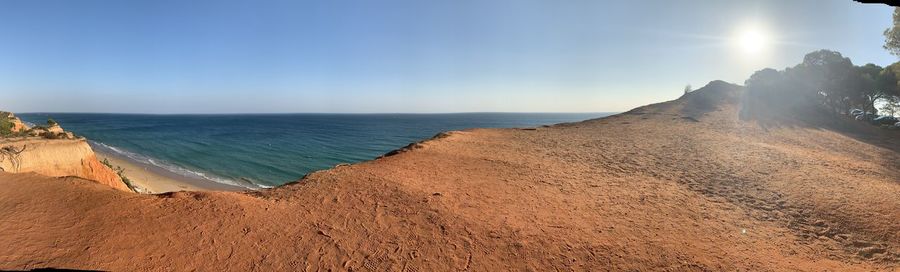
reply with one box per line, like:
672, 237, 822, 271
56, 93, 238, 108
0, 0, 895, 113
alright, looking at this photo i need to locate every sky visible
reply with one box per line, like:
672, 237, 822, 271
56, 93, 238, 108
0, 0, 896, 114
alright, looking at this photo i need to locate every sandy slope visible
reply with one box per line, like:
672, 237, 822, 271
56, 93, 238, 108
0, 82, 897, 271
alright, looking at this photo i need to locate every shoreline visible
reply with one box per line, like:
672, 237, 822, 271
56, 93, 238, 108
94, 149, 246, 194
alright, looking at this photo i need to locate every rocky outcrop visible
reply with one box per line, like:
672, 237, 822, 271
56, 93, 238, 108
46, 123, 63, 134
0, 138, 129, 191
26, 122, 77, 140
1, 111, 29, 135
7, 113, 28, 132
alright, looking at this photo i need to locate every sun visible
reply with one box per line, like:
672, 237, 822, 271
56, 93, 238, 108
735, 26, 770, 55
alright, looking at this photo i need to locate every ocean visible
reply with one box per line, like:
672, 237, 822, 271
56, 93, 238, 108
19, 113, 611, 188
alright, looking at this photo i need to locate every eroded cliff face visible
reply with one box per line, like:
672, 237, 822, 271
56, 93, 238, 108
10, 117, 28, 132
1, 111, 28, 134
0, 138, 129, 191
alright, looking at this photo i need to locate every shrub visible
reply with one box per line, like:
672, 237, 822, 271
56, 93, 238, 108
42, 133, 61, 139
101, 158, 113, 168
0, 119, 11, 136
101, 158, 138, 193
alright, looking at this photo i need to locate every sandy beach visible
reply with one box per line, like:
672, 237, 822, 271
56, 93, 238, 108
94, 149, 245, 194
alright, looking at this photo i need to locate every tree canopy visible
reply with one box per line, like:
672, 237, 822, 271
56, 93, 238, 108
744, 50, 900, 118
884, 8, 900, 56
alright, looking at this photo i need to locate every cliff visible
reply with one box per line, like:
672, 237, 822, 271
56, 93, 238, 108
0, 111, 125, 191
1, 111, 29, 134
0, 137, 130, 192
9, 114, 28, 132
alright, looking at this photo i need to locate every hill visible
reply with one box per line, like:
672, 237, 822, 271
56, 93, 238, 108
0, 81, 897, 271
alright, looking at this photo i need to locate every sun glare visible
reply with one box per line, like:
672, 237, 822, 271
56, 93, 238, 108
735, 26, 770, 55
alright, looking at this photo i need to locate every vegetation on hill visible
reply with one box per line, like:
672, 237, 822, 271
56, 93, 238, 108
100, 158, 137, 193
744, 49, 900, 121
752, 10, 900, 120
0, 112, 26, 137
0, 116, 11, 136
883, 7, 900, 56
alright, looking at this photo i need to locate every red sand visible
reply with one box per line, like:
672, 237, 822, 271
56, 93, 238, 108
1, 83, 897, 271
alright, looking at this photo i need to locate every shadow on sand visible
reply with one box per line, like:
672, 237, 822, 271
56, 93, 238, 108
742, 104, 900, 154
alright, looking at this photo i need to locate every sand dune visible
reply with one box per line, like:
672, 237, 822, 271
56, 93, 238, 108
0, 82, 897, 271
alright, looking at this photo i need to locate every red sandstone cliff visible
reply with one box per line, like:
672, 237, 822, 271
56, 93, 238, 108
0, 138, 130, 192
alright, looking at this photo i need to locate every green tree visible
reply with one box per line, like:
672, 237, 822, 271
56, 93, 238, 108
745, 68, 784, 94
852, 64, 884, 114
742, 68, 790, 119
744, 50, 899, 117
885, 8, 900, 56
880, 96, 900, 116
878, 62, 900, 116
0, 119, 11, 136
881, 62, 900, 97
791, 50, 855, 113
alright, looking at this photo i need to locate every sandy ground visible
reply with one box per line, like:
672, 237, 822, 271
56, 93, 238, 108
95, 150, 245, 193
0, 82, 897, 271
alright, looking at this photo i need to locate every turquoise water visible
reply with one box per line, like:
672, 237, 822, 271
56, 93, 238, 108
19, 113, 611, 188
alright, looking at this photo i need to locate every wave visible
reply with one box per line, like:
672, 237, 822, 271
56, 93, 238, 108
90, 141, 271, 189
